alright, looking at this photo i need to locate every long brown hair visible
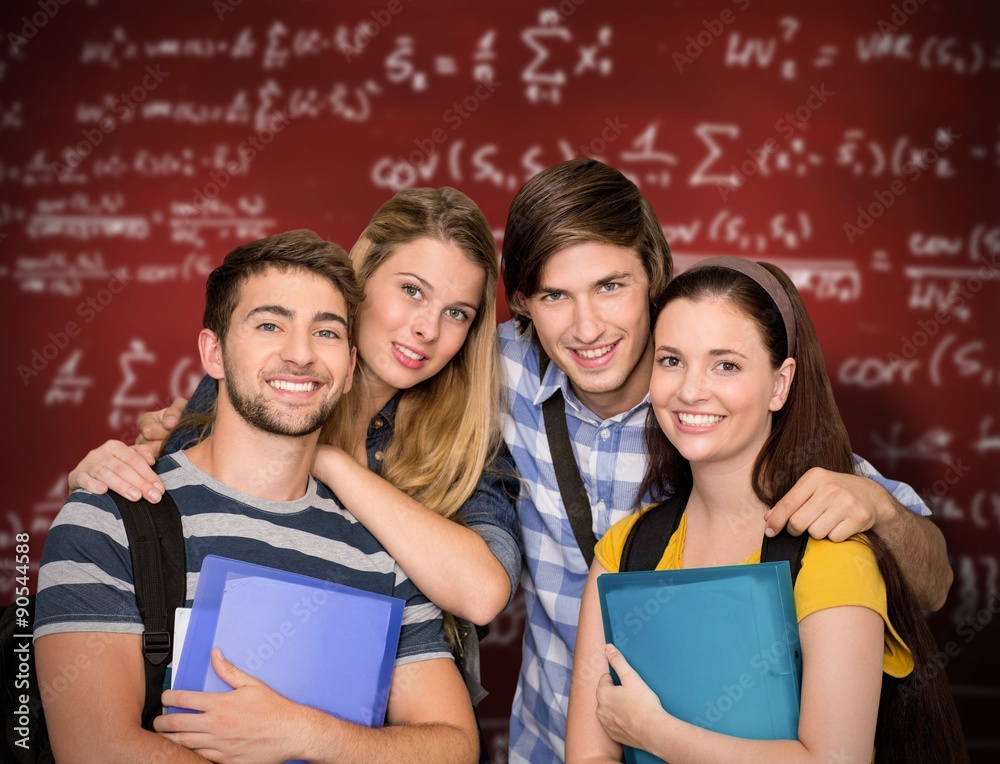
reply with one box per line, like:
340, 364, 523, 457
640, 261, 966, 762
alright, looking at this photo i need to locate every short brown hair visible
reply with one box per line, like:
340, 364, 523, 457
502, 158, 673, 337
204, 229, 363, 344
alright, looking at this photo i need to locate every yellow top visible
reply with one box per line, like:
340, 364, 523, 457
595, 507, 913, 678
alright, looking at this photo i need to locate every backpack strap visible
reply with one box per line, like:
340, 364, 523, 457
109, 491, 186, 729
538, 353, 599, 567
543, 389, 598, 567
620, 490, 689, 572
760, 529, 809, 584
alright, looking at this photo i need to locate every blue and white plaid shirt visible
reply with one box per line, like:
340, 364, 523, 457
498, 319, 929, 764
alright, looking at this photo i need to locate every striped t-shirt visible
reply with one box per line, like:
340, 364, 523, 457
35, 451, 451, 666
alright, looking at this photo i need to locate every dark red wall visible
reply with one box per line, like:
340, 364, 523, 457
2, 1, 997, 759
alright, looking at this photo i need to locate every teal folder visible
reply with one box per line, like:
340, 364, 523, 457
598, 561, 802, 764
171, 555, 404, 743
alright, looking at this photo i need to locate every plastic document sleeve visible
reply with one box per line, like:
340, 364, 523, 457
170, 555, 404, 733
598, 561, 802, 764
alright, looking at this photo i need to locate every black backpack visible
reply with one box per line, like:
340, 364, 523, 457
1, 491, 186, 762
620, 490, 808, 577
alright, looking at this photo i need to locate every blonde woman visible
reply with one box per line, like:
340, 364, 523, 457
68, 189, 521, 738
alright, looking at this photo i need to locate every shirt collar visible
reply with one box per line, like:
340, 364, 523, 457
532, 352, 651, 424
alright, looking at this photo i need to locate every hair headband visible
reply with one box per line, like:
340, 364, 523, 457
685, 256, 797, 358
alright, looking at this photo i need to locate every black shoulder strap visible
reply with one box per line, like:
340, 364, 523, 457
760, 529, 809, 584
109, 491, 186, 729
543, 388, 598, 567
538, 352, 599, 567
620, 491, 687, 572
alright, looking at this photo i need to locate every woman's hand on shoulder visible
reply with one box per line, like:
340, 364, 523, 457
67, 440, 163, 503
134, 396, 187, 455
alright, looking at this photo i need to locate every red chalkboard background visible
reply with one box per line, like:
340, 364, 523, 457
2, 1, 997, 759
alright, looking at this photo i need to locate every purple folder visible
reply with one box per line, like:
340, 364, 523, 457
170, 555, 403, 733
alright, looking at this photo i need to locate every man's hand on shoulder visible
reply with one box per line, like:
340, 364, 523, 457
765, 466, 952, 611
764, 467, 885, 542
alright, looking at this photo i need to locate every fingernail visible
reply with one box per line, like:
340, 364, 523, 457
605, 644, 618, 655
764, 527, 776, 537
127, 488, 141, 501
163, 415, 179, 426
148, 490, 161, 502
154, 482, 165, 495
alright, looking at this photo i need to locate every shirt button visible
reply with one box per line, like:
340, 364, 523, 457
600, 429, 610, 440
596, 501, 606, 512
374, 451, 384, 461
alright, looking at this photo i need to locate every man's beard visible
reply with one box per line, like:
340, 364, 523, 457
223, 357, 341, 437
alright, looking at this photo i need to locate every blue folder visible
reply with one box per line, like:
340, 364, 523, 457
171, 555, 404, 736
598, 561, 802, 764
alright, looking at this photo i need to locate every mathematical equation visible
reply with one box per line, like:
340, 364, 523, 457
870, 418, 1000, 469
950, 555, 1000, 631
42, 338, 202, 426
368, 122, 999, 197
838, 334, 1000, 388
74, 10, 613, 105
722, 16, 1000, 79
0, 194, 275, 293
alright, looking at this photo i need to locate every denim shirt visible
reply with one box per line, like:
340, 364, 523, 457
362, 392, 523, 602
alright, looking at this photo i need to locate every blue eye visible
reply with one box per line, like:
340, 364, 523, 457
403, 284, 422, 299
445, 308, 469, 321
259, 323, 279, 332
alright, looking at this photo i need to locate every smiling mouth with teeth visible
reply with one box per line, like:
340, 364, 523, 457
677, 412, 725, 427
393, 342, 427, 361
574, 343, 616, 360
268, 379, 319, 392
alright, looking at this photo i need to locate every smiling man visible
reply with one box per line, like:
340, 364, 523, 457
498, 158, 953, 763
34, 230, 479, 764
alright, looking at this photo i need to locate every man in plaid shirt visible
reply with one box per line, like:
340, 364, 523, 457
498, 158, 953, 763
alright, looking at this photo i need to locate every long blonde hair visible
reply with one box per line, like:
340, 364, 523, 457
322, 187, 505, 521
